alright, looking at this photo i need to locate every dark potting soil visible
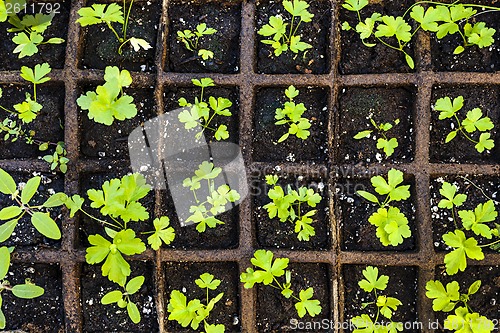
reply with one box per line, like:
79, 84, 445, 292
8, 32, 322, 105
433, 265, 500, 332
2, 263, 64, 333
430, 175, 500, 253
335, 176, 418, 252
0, 0, 70, 70
342, 265, 419, 333
253, 173, 330, 250
338, 86, 415, 164
163, 84, 240, 145
253, 86, 328, 163
255, 0, 331, 74
81, 262, 158, 332
167, 0, 241, 73
164, 261, 241, 332
431, 0, 500, 72
0, 83, 65, 159
339, 0, 415, 75
430, 85, 500, 164
256, 263, 332, 332
79, 0, 161, 72
77, 170, 156, 248
79, 87, 157, 160
0, 172, 64, 248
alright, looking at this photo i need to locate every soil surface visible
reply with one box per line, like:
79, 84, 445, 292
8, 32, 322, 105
2, 263, 64, 333
167, 0, 241, 73
430, 175, 500, 253
430, 85, 500, 164
255, 0, 331, 74
0, 172, 64, 248
81, 262, 158, 332
338, 86, 415, 164
79, 87, 157, 160
431, 0, 500, 72
256, 263, 332, 332
339, 0, 415, 75
433, 265, 500, 332
253, 173, 330, 250
0, 0, 69, 70
0, 83, 65, 159
342, 265, 419, 333
335, 176, 418, 251
79, 0, 161, 72
253, 86, 328, 163
164, 261, 241, 332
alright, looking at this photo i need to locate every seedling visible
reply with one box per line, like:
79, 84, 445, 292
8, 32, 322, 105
0, 246, 45, 329
76, 1, 152, 54
436, 179, 500, 275
354, 117, 400, 158
77, 66, 137, 126
0, 0, 65, 58
167, 272, 226, 333
183, 161, 240, 233
433, 96, 495, 153
341, 0, 500, 69
274, 86, 311, 143
356, 169, 412, 247
350, 266, 403, 333
263, 175, 321, 241
177, 23, 217, 61
426, 279, 494, 333
101, 275, 145, 324
240, 250, 322, 318
258, 0, 314, 57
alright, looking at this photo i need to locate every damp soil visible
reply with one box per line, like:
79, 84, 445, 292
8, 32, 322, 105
1, 263, 64, 333
252, 173, 330, 250
339, 0, 415, 75
166, 0, 241, 73
342, 265, 419, 333
80, 262, 158, 332
256, 263, 332, 332
335, 176, 418, 252
0, 83, 65, 159
255, 0, 331, 74
430, 175, 500, 253
0, 0, 70, 70
164, 261, 241, 332
338, 86, 416, 164
79, 0, 161, 72
0, 172, 64, 248
79, 87, 157, 160
430, 85, 500, 164
253, 86, 328, 163
431, 0, 500, 72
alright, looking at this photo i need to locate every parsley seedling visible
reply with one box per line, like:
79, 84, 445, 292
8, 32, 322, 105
350, 266, 404, 333
263, 175, 321, 241
354, 117, 400, 158
240, 250, 322, 318
433, 96, 495, 153
77, 66, 137, 126
76, 0, 152, 54
275, 86, 312, 143
167, 273, 226, 333
177, 23, 217, 61
0, 0, 65, 58
178, 78, 233, 141
356, 169, 412, 247
258, 0, 314, 57
101, 275, 145, 324
426, 279, 494, 333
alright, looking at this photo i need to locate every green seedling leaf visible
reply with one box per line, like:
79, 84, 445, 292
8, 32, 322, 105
214, 124, 229, 140
356, 13, 382, 41
0, 219, 17, 243
411, 5, 440, 32
371, 168, 410, 202
195, 273, 221, 290
20, 176, 40, 204
376, 295, 402, 319
101, 290, 123, 304
375, 16, 412, 42
377, 137, 398, 157
444, 307, 494, 333
167, 290, 204, 329
198, 49, 214, 60
103, 66, 132, 88
0, 168, 16, 194
242, 250, 289, 286
12, 32, 43, 58
468, 280, 481, 296
443, 230, 484, 275
11, 283, 44, 299
126, 276, 145, 294
129, 37, 152, 52
77, 3, 124, 26
0, 246, 10, 280
195, 161, 222, 180
295, 288, 321, 318
205, 323, 225, 333
283, 0, 314, 22
462, 108, 494, 133
147, 216, 176, 250
127, 302, 141, 324
0, 0, 7, 22
31, 212, 61, 240
64, 194, 84, 217
43, 192, 68, 208
289, 35, 312, 53
358, 266, 388, 292
356, 190, 379, 204
475, 133, 495, 153
0, 206, 22, 221
434, 96, 463, 120
465, 22, 496, 48
425, 280, 460, 312
14, 97, 42, 123
342, 0, 368, 12
21, 13, 53, 33
354, 130, 372, 139
258, 15, 287, 40
459, 200, 497, 239
192, 78, 214, 88
438, 182, 467, 209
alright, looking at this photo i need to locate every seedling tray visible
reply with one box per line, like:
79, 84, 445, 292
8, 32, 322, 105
1, 0, 500, 332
